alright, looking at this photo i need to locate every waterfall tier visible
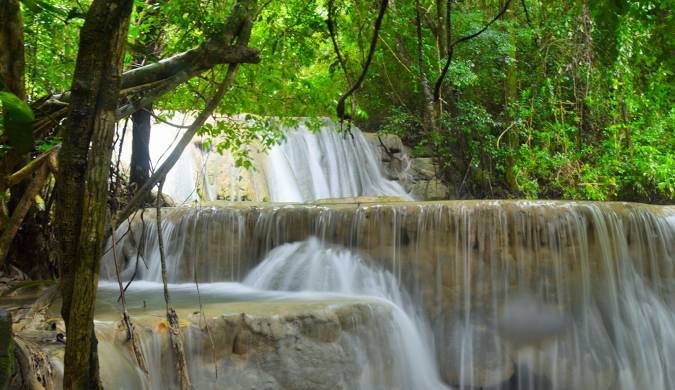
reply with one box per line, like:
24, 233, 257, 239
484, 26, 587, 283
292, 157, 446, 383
100, 200, 675, 389
116, 119, 412, 203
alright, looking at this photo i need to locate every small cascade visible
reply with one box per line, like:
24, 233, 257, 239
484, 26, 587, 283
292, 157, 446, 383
263, 122, 411, 201
100, 201, 675, 389
117, 117, 410, 203
243, 237, 447, 389
92, 240, 449, 389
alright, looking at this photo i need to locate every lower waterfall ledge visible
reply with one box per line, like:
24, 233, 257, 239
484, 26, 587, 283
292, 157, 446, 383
11, 290, 449, 390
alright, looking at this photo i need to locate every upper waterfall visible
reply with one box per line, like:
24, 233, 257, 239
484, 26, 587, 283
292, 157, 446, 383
116, 118, 412, 203
263, 121, 411, 202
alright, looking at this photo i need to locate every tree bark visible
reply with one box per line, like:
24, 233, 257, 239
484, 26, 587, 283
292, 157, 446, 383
0, 0, 25, 99
415, 0, 437, 133
54, 0, 134, 388
129, 0, 162, 192
130, 108, 152, 190
502, 1, 519, 192
0, 0, 28, 215
0, 164, 49, 265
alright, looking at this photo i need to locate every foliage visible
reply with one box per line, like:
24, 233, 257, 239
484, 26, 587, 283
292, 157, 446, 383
6, 0, 674, 202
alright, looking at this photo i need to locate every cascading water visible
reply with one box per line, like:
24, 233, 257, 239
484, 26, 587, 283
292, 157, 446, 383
242, 237, 448, 389
98, 201, 675, 389
116, 118, 411, 203
94, 238, 448, 389
263, 122, 411, 202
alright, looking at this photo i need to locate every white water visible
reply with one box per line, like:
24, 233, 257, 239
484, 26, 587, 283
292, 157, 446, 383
100, 201, 675, 389
95, 238, 448, 389
264, 122, 411, 202
243, 237, 448, 389
116, 121, 200, 204
116, 118, 410, 203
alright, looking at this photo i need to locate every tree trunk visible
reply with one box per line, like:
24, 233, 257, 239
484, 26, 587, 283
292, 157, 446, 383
129, 0, 161, 192
0, 0, 28, 214
130, 107, 152, 190
436, 0, 448, 59
414, 0, 437, 133
502, 1, 519, 192
0, 0, 25, 99
54, 0, 134, 388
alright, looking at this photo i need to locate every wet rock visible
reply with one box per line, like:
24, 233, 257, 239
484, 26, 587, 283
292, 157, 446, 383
218, 367, 280, 390
194, 145, 270, 202
150, 190, 176, 207
441, 319, 514, 388
197, 304, 364, 389
363, 132, 405, 156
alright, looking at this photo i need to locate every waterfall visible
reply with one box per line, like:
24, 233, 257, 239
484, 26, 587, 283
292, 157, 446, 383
94, 240, 449, 389
264, 121, 411, 201
116, 121, 200, 204
243, 237, 447, 389
116, 118, 410, 203
100, 201, 675, 389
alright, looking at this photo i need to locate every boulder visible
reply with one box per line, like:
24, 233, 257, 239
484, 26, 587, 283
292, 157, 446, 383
409, 157, 436, 180
185, 301, 379, 390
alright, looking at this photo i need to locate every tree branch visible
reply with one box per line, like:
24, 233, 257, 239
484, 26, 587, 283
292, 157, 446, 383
115, 66, 237, 224
4, 145, 60, 187
433, 0, 512, 102
120, 44, 259, 90
0, 165, 49, 265
336, 0, 388, 121
326, 0, 357, 115
26, 43, 259, 139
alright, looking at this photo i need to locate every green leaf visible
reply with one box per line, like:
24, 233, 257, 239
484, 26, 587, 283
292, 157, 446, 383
21, 0, 68, 18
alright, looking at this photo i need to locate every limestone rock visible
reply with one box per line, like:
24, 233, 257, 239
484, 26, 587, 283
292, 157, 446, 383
376, 134, 405, 154
441, 319, 514, 387
194, 142, 269, 202
409, 157, 436, 180
410, 179, 449, 200
150, 190, 176, 207
186, 302, 375, 390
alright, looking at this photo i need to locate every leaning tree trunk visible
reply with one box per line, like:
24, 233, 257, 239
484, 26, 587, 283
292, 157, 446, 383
54, 0, 133, 388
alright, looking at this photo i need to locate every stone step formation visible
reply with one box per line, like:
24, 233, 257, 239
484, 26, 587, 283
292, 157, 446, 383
3, 120, 675, 390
